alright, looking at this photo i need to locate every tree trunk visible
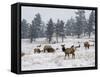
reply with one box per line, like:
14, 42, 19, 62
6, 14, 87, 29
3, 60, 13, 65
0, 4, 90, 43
56, 34, 58, 43
33, 38, 36, 42
89, 32, 91, 38
49, 40, 50, 43
62, 36, 64, 43
48, 38, 51, 44
83, 32, 85, 36
30, 37, 33, 43
77, 34, 80, 38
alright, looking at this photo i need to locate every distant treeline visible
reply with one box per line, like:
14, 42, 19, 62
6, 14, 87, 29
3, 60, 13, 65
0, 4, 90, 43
21, 10, 95, 43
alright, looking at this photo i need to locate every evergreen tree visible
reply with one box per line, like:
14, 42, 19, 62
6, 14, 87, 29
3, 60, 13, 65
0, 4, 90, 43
59, 20, 65, 42
55, 19, 60, 43
30, 20, 37, 43
30, 24, 33, 43
87, 10, 95, 38
21, 19, 29, 38
75, 10, 86, 38
39, 22, 46, 37
46, 18, 54, 43
29, 13, 42, 43
34, 13, 42, 38
65, 18, 75, 36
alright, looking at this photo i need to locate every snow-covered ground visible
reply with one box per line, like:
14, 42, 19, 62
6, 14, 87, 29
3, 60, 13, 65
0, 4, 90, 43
21, 36, 95, 71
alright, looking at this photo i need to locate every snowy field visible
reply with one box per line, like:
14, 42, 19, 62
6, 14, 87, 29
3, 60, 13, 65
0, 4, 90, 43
21, 36, 95, 71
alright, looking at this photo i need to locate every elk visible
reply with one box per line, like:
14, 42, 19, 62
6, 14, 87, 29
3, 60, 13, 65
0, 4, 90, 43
84, 41, 90, 49
43, 45, 55, 53
84, 41, 94, 49
61, 45, 77, 59
34, 48, 41, 53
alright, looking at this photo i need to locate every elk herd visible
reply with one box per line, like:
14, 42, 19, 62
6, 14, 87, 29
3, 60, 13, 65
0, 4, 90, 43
22, 41, 94, 59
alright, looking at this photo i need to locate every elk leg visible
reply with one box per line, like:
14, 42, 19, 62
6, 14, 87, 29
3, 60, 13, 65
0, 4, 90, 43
68, 54, 69, 59
64, 53, 67, 59
44, 49, 45, 53
72, 53, 75, 59
34, 50, 37, 53
88, 45, 89, 49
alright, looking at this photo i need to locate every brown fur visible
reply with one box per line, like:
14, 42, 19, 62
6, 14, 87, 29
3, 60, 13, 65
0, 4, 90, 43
44, 45, 55, 53
84, 41, 90, 49
61, 45, 76, 59
34, 48, 41, 53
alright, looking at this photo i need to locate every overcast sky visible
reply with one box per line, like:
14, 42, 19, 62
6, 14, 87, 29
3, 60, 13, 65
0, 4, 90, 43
21, 6, 92, 24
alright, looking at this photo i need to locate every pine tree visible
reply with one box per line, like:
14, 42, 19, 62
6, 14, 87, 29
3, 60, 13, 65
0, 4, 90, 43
21, 19, 29, 38
65, 18, 75, 36
55, 19, 60, 43
46, 18, 54, 43
30, 24, 33, 43
59, 20, 65, 42
75, 10, 86, 38
81, 12, 88, 36
87, 10, 95, 38
29, 13, 42, 43
39, 22, 45, 37
34, 13, 42, 38
30, 20, 37, 43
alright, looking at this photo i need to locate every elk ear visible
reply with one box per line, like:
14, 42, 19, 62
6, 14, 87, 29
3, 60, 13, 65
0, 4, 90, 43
71, 45, 74, 48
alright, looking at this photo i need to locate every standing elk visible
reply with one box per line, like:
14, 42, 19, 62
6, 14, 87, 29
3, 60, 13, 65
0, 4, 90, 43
61, 45, 78, 59
84, 41, 94, 49
84, 41, 90, 49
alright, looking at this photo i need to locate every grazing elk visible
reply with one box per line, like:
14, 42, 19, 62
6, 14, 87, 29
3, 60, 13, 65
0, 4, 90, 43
43, 45, 55, 53
61, 45, 77, 59
34, 48, 41, 53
